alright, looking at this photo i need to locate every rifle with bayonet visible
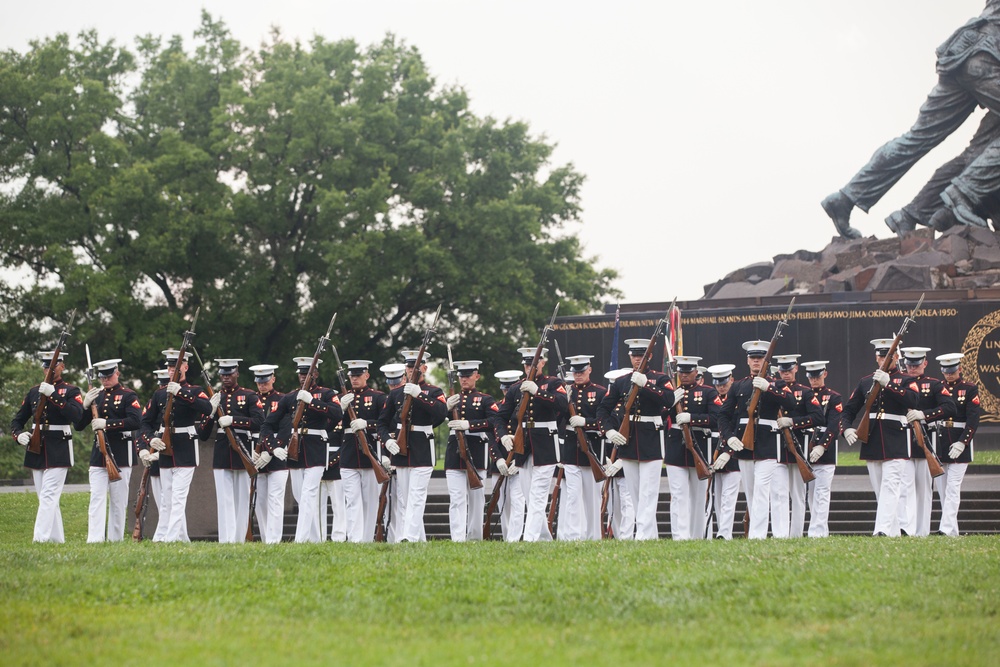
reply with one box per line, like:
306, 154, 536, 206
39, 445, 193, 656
397, 305, 443, 457
161, 308, 200, 458
27, 310, 77, 455
331, 343, 390, 485
740, 298, 796, 451
288, 312, 338, 462
552, 339, 606, 482
191, 346, 258, 478
662, 307, 712, 481
84, 344, 121, 482
856, 293, 925, 443
504, 303, 560, 466
446, 344, 484, 490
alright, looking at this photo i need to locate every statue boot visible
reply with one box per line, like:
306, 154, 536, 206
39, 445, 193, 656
884, 209, 918, 237
821, 191, 863, 239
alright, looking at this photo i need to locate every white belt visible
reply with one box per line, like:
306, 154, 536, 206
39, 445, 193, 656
397, 423, 434, 436
299, 428, 329, 438
940, 421, 966, 429
169, 425, 198, 436
869, 413, 907, 425
630, 416, 663, 426
739, 418, 778, 429
231, 428, 251, 437
41, 424, 72, 435
669, 424, 710, 434
450, 430, 488, 439
522, 421, 558, 430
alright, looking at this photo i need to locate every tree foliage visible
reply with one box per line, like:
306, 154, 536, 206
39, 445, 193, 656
0, 12, 618, 394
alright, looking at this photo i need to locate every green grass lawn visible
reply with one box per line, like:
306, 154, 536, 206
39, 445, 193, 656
1, 493, 997, 666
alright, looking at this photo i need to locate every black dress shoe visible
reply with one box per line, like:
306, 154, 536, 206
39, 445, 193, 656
874, 532, 888, 537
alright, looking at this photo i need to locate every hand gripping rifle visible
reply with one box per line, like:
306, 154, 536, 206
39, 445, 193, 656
27, 309, 77, 454
288, 312, 338, 462
856, 293, 925, 444
331, 343, 390, 485
662, 308, 712, 481
617, 299, 674, 441
912, 415, 946, 478
779, 408, 816, 483
740, 298, 795, 451
190, 346, 257, 478
505, 303, 560, 466
552, 339, 606, 482
85, 344, 121, 482
161, 307, 200, 458
397, 304, 443, 457
447, 344, 484, 490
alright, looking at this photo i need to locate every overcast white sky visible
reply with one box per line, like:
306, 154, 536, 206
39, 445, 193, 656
1, 1, 990, 305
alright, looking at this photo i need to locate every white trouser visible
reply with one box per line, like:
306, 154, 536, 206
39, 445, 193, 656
394, 466, 433, 543
255, 470, 288, 544
749, 459, 789, 539
320, 478, 346, 542
32, 468, 67, 543
151, 475, 167, 542
342, 468, 379, 543
158, 467, 194, 543
935, 462, 968, 536
739, 458, 755, 533
214, 469, 251, 543
556, 465, 585, 541
874, 459, 908, 536
622, 459, 662, 541
446, 469, 486, 542
899, 459, 932, 536
580, 467, 602, 540
521, 456, 555, 542
609, 476, 635, 539
666, 465, 708, 540
713, 471, 742, 540
806, 464, 836, 537
499, 473, 526, 542
788, 464, 808, 538
289, 468, 303, 504
294, 466, 325, 543
88, 466, 132, 542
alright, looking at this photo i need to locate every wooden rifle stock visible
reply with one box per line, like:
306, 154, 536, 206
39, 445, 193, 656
779, 411, 815, 483
483, 475, 505, 540
678, 404, 712, 481
911, 421, 946, 478
84, 344, 121, 482
375, 477, 391, 542
132, 466, 151, 542
599, 448, 618, 539
161, 309, 200, 458
740, 299, 795, 451
856, 294, 924, 443
446, 344, 483, 490
330, 345, 391, 485
547, 466, 564, 536
397, 305, 442, 457
27, 310, 76, 454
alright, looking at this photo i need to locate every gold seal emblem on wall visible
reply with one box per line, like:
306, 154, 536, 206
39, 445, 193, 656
962, 309, 1000, 423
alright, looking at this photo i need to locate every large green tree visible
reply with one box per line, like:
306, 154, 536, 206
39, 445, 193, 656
0, 12, 617, 394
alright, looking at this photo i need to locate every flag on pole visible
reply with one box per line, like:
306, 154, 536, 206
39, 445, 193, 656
609, 303, 621, 371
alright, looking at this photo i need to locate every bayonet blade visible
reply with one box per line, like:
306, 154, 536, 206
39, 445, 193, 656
432, 303, 443, 330
784, 296, 796, 320
189, 306, 201, 333
323, 312, 338, 340
911, 292, 925, 318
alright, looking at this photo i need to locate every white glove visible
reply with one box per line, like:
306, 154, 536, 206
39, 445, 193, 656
255, 450, 272, 470
385, 439, 400, 455
403, 383, 421, 397
500, 435, 514, 452
448, 419, 470, 431
496, 458, 509, 476
350, 418, 368, 432
217, 415, 234, 428
675, 412, 691, 425
39, 382, 56, 397
446, 394, 461, 410
209, 393, 222, 412
906, 409, 926, 423
83, 386, 101, 409
631, 372, 647, 388
843, 428, 858, 446
166, 381, 181, 396
520, 380, 538, 395
91, 418, 107, 431
381, 455, 392, 469
809, 445, 826, 463
949, 442, 965, 459
673, 388, 686, 405
273, 447, 288, 461
726, 436, 744, 452
606, 429, 627, 447
297, 389, 313, 404
776, 417, 794, 429
17, 432, 31, 447
148, 451, 159, 463
150, 437, 166, 451
251, 450, 260, 465
604, 459, 624, 476
139, 449, 154, 467
568, 415, 586, 428
872, 369, 890, 387
340, 392, 354, 409
712, 452, 731, 471
507, 462, 520, 476
752, 376, 770, 392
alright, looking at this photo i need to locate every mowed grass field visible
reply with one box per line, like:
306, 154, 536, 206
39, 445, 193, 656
1, 493, 997, 666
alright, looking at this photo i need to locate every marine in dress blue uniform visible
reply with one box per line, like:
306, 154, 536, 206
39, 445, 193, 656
933, 353, 980, 536
338, 360, 388, 543
490, 370, 526, 542
248, 364, 287, 544
800, 361, 843, 538
706, 364, 741, 539
560, 355, 607, 541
